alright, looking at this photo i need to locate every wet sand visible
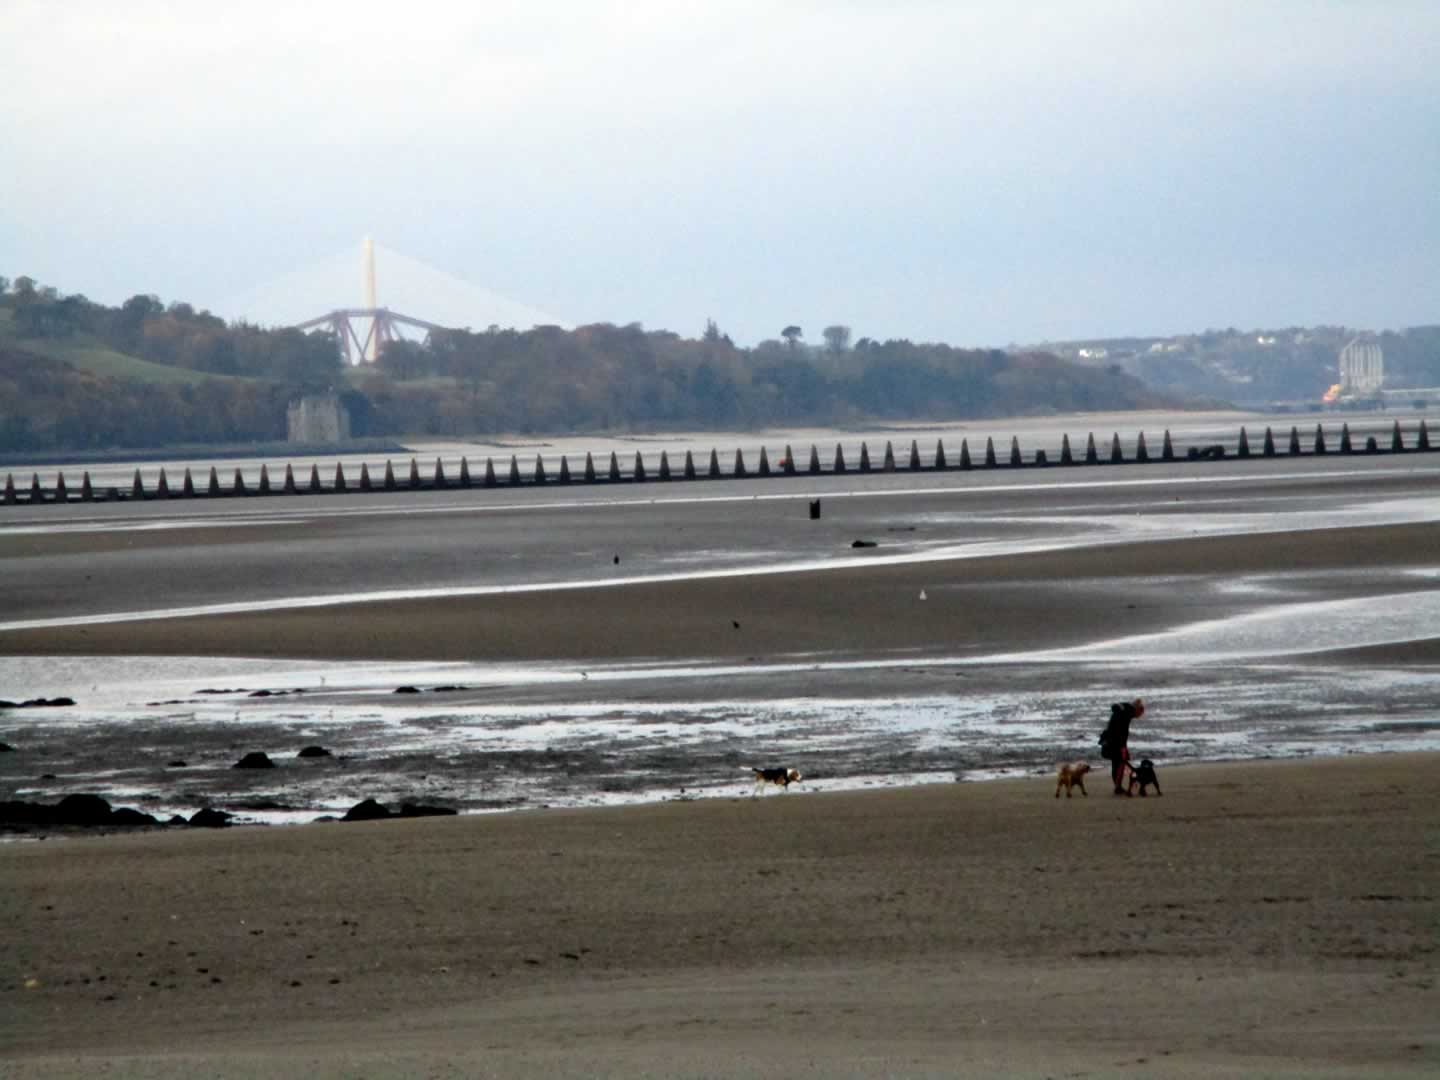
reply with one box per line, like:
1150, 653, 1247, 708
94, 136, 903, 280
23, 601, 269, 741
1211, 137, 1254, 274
4, 521, 1439, 663
3, 752, 1437, 1078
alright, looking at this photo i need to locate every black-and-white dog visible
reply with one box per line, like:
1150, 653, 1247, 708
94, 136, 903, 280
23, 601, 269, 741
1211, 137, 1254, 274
748, 767, 802, 795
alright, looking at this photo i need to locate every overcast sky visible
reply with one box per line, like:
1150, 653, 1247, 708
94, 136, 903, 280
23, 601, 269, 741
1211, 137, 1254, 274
3, 1, 1436, 346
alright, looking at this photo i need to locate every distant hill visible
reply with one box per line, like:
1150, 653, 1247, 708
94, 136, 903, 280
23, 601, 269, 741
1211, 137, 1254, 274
1022, 325, 1440, 406
1, 274, 1173, 452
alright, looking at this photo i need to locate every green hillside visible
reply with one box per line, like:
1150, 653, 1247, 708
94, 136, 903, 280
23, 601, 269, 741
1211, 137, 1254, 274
0, 313, 254, 386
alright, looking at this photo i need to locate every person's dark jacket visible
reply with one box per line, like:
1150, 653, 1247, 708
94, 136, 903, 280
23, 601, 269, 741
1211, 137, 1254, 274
1099, 701, 1139, 759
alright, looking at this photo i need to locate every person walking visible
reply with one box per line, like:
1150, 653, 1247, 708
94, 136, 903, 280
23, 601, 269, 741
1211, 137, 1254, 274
1100, 699, 1145, 795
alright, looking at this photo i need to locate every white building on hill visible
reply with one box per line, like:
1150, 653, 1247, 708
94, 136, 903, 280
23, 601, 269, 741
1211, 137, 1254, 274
1338, 337, 1384, 396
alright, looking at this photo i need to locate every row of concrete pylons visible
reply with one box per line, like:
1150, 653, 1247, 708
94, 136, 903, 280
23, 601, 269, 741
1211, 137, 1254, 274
2, 419, 1433, 505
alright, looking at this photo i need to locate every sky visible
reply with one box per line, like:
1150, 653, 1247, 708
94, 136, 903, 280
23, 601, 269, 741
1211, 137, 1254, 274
3, 0, 1437, 347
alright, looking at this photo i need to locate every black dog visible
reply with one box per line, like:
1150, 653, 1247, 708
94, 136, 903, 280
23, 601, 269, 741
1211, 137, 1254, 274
1127, 758, 1162, 797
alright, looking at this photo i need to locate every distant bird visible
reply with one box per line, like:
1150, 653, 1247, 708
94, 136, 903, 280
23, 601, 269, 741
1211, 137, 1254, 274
732, 620, 741, 629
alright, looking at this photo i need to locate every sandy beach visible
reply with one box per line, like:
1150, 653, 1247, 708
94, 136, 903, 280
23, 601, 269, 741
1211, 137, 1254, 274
3, 753, 1437, 1078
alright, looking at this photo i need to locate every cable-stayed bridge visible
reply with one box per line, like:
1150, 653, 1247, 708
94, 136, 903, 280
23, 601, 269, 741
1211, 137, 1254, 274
214, 240, 568, 365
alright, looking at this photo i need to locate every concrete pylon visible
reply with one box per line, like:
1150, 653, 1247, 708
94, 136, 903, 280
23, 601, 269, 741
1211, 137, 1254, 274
459, 457, 472, 487
434, 457, 447, 487
1109, 433, 1123, 464
1288, 427, 1301, 455
1136, 432, 1149, 463
54, 472, 68, 502
3, 474, 15, 504
935, 439, 947, 469
180, 468, 194, 497
30, 473, 44, 503
334, 464, 347, 492
783, 445, 797, 476
359, 463, 371, 491
1161, 430, 1174, 461
1418, 419, 1431, 450
207, 466, 220, 496
534, 454, 547, 484
1263, 427, 1276, 457
834, 444, 847, 473
657, 451, 671, 480
1391, 420, 1404, 453
1314, 424, 1327, 454
757, 447, 770, 477
1060, 434, 1073, 465
984, 438, 996, 468
1339, 423, 1353, 454
859, 443, 872, 472
559, 455, 572, 483
309, 464, 322, 493
82, 472, 95, 501
959, 439, 972, 470
157, 468, 172, 498
1034, 449, 1049, 466
509, 455, 522, 485
808, 445, 821, 474
280, 465, 296, 494
909, 440, 921, 470
1237, 427, 1250, 458
632, 452, 645, 482
733, 448, 747, 477
234, 468, 247, 496
1009, 436, 1022, 467
259, 465, 271, 495
383, 461, 396, 490
609, 452, 622, 481
408, 459, 421, 489
1085, 434, 1098, 464
484, 458, 497, 487
584, 452, 596, 482
708, 449, 721, 478
683, 450, 696, 479
882, 441, 895, 471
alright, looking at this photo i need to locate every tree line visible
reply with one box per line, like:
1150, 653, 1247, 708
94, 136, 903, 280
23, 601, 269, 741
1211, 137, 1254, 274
1, 277, 1168, 451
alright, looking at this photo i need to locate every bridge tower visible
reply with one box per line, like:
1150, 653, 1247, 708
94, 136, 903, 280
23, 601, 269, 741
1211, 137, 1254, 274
293, 238, 450, 365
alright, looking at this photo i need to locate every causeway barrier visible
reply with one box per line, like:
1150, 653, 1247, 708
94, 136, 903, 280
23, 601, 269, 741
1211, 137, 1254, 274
3, 419, 1434, 506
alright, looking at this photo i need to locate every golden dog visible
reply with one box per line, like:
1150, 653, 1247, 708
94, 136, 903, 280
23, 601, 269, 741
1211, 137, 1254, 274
1054, 761, 1091, 798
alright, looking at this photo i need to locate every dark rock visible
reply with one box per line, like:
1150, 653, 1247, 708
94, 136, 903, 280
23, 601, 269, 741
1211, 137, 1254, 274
39, 773, 57, 780
297, 746, 332, 758
109, 807, 159, 827
54, 794, 113, 826
0, 742, 13, 752
398, 803, 458, 818
429, 685, 469, 693
0, 700, 16, 709
233, 752, 276, 769
248, 689, 274, 697
189, 808, 232, 828
851, 539, 879, 548
167, 760, 188, 768
393, 686, 421, 695
0, 800, 50, 825
167, 815, 188, 826
342, 798, 392, 822
13, 697, 77, 708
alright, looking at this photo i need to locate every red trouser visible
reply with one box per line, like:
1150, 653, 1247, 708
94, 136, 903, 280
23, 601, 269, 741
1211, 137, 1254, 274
1111, 747, 1130, 790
